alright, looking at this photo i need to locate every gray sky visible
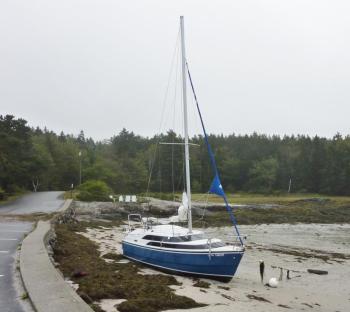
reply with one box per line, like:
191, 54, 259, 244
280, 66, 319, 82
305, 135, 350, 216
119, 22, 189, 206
1, 0, 349, 140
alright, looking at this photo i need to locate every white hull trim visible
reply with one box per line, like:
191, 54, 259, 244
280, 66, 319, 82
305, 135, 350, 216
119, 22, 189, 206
122, 241, 243, 255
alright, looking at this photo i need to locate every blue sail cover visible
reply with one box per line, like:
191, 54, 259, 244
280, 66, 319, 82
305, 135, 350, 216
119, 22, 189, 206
209, 174, 225, 197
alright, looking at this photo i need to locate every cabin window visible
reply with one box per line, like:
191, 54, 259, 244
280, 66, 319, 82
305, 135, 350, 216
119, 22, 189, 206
143, 234, 206, 242
146, 242, 225, 249
142, 235, 163, 241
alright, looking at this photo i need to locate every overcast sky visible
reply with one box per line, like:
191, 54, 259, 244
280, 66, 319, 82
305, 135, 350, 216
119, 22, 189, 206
1, 1, 349, 140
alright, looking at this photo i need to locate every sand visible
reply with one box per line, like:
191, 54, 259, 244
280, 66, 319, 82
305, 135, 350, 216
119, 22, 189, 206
80, 223, 350, 312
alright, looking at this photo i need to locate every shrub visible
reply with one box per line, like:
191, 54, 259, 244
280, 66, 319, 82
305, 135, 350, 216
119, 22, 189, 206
77, 180, 111, 202
0, 187, 6, 200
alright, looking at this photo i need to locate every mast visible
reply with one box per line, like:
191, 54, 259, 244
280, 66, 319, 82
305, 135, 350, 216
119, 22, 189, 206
180, 16, 192, 233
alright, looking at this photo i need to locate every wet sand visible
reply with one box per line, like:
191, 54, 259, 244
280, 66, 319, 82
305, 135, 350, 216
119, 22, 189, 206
79, 223, 350, 312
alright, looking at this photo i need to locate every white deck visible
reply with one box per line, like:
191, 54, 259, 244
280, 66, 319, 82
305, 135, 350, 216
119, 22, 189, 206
123, 224, 244, 252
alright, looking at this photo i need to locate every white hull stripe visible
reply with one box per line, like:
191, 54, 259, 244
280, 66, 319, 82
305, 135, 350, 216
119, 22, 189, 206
123, 241, 243, 255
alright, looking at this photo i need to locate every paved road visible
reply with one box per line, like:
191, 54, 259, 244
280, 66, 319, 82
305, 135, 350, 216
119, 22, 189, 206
0, 220, 33, 312
0, 191, 64, 214
0, 192, 65, 312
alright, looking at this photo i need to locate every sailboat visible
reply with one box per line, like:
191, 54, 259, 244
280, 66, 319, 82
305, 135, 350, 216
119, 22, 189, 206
122, 16, 244, 281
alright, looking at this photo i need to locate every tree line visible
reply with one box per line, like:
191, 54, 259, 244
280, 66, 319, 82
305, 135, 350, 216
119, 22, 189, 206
1, 114, 350, 197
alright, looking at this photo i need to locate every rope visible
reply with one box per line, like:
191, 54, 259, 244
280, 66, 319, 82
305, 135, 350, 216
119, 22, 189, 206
200, 192, 210, 220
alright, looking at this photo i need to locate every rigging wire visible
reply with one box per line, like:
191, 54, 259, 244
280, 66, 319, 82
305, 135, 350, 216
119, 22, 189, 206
145, 27, 180, 201
158, 144, 162, 194
171, 40, 180, 202
187, 70, 209, 219
179, 46, 185, 193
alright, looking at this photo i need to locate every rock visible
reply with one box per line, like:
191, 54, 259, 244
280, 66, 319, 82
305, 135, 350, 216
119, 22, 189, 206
268, 277, 279, 288
72, 270, 88, 278
79, 292, 93, 304
307, 269, 328, 275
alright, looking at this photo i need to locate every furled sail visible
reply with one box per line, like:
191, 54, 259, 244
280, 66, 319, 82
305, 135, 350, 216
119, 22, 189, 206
186, 63, 243, 246
209, 174, 225, 197
178, 192, 188, 221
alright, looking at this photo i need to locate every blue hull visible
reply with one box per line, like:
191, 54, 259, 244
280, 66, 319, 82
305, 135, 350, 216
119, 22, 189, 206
122, 241, 243, 280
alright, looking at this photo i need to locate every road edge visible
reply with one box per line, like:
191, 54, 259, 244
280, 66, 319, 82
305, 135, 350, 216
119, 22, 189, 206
20, 199, 94, 312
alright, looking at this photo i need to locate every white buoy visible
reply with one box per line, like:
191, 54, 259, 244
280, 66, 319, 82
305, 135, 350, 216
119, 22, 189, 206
268, 277, 279, 288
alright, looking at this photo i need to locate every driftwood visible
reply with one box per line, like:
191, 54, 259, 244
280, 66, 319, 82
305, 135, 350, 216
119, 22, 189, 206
307, 269, 328, 275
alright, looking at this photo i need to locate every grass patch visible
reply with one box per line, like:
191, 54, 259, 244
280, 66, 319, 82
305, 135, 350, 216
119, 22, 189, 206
192, 192, 350, 205
21, 292, 29, 300
199, 198, 350, 226
0, 191, 27, 205
64, 190, 79, 200
53, 222, 205, 312
140, 193, 350, 225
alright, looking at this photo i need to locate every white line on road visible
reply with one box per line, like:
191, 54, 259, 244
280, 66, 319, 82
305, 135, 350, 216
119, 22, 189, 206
0, 275, 4, 277
0, 251, 9, 253
0, 238, 18, 241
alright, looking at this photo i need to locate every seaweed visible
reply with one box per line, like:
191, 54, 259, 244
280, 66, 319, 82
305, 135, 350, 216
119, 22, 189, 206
193, 280, 211, 288
53, 223, 205, 312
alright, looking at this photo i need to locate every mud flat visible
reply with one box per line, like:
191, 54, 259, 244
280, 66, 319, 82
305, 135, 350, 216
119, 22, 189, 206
73, 223, 350, 312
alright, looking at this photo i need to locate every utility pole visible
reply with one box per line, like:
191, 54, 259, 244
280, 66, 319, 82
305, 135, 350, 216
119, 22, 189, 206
79, 151, 82, 185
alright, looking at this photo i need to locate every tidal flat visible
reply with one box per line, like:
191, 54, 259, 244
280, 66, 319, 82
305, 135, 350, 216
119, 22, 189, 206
53, 220, 350, 312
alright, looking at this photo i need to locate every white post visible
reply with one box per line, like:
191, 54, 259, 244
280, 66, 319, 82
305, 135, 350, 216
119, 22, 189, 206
180, 16, 192, 233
